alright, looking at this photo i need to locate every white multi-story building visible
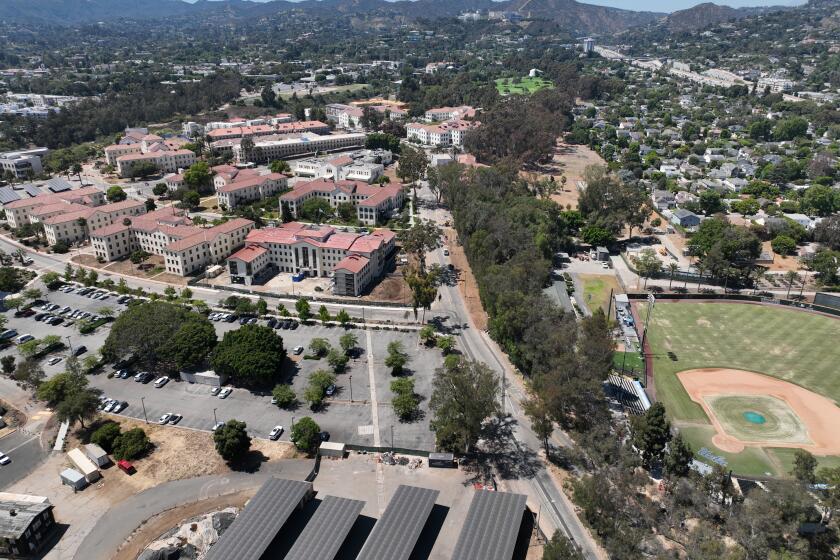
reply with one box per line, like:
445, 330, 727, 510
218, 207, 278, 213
3, 186, 105, 229
115, 149, 196, 178
226, 221, 396, 295
279, 178, 404, 226
41, 199, 147, 246
424, 106, 476, 122
406, 120, 479, 147
757, 77, 795, 93
0, 148, 48, 179
205, 120, 330, 142
290, 150, 391, 183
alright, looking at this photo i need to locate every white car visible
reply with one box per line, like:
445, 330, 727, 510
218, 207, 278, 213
293, 346, 304, 355
213, 421, 225, 432
268, 426, 284, 440
158, 413, 172, 425
47, 357, 62, 366
0, 452, 11, 465
104, 400, 118, 412
154, 376, 170, 388
218, 387, 232, 399
15, 334, 34, 344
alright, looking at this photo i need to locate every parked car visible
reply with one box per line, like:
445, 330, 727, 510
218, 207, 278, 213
113, 401, 128, 413
289, 321, 298, 330
15, 334, 34, 344
168, 414, 182, 425
153, 376, 170, 388
0, 452, 10, 465
266, 317, 277, 328
218, 387, 232, 399
319, 431, 330, 442
72, 345, 87, 357
210, 386, 221, 396
0, 330, 17, 341
268, 426, 284, 440
293, 345, 304, 355
213, 421, 225, 432
47, 357, 62, 366
158, 413, 172, 425
325, 384, 336, 397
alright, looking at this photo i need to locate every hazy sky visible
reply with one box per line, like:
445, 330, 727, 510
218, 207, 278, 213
579, 0, 806, 12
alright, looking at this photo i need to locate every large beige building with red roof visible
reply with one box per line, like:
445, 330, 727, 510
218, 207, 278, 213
280, 179, 404, 226
227, 222, 396, 295
216, 171, 288, 210
105, 130, 197, 177
90, 207, 254, 276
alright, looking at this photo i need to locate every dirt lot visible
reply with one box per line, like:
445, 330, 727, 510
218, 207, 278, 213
444, 228, 487, 331
363, 269, 411, 304
541, 141, 606, 210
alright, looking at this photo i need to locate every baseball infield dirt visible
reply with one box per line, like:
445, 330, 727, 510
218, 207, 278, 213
677, 368, 840, 455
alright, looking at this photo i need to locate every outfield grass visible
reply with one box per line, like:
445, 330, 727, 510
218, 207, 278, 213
495, 76, 554, 95
642, 302, 840, 422
643, 302, 840, 476
613, 351, 644, 376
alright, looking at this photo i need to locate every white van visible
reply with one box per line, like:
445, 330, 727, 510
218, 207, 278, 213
15, 334, 34, 344
154, 376, 169, 388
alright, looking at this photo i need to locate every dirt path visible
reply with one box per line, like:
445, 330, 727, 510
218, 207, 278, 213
114, 490, 253, 560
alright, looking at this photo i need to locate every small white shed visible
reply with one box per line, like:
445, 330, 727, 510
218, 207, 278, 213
318, 442, 346, 458
84, 443, 111, 468
60, 468, 87, 490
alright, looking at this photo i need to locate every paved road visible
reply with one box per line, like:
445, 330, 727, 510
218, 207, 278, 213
0, 429, 46, 489
418, 185, 604, 559
73, 461, 314, 560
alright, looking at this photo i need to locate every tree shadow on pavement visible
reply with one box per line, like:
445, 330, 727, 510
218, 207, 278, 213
481, 414, 540, 480
230, 449, 268, 473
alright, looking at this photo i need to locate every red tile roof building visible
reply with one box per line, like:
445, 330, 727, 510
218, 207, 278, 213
280, 179, 404, 226
227, 222, 396, 295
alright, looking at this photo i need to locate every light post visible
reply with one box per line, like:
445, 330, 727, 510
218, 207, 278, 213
348, 375, 353, 403
291, 415, 295, 431
65, 336, 73, 354
391, 424, 394, 451
213, 408, 217, 425
140, 397, 148, 424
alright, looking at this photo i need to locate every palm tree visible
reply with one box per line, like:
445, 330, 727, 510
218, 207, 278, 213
751, 266, 767, 295
71, 163, 83, 186
785, 270, 799, 299
667, 262, 679, 289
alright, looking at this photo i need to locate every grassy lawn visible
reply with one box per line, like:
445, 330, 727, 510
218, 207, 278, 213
613, 351, 644, 376
495, 76, 554, 95
767, 448, 840, 476
678, 425, 777, 477
578, 273, 621, 315
643, 302, 840, 422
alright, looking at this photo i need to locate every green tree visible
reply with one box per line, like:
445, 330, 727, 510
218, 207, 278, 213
271, 384, 297, 408
182, 190, 201, 208
36, 370, 101, 428
631, 402, 672, 469
305, 369, 336, 408
396, 144, 429, 193
339, 332, 358, 355
543, 530, 584, 560
256, 298, 268, 317
161, 319, 218, 371
398, 220, 442, 272
405, 266, 440, 322
291, 416, 321, 453
699, 189, 724, 215
153, 183, 168, 196
771, 235, 797, 256
63, 263, 74, 281
791, 449, 817, 483
308, 338, 330, 358
385, 340, 409, 375
91, 422, 122, 453
391, 377, 419, 421
773, 117, 808, 141
429, 357, 500, 453
213, 419, 251, 463
419, 325, 437, 346
211, 325, 286, 387
183, 161, 212, 192
299, 197, 333, 223
318, 305, 330, 324
41, 271, 61, 289
113, 428, 151, 460
436, 336, 455, 355
633, 248, 662, 288
326, 348, 348, 372
106, 186, 127, 202
663, 433, 693, 479
1, 355, 15, 375
269, 160, 291, 174
295, 298, 311, 321
336, 309, 351, 327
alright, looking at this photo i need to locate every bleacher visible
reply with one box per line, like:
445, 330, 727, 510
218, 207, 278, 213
605, 373, 647, 415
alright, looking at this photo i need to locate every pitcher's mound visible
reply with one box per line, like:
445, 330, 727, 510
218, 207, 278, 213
677, 368, 840, 455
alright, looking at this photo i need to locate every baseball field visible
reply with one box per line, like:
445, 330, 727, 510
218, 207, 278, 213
640, 301, 840, 477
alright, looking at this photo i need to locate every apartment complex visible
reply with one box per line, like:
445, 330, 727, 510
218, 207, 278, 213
280, 178, 404, 226
406, 119, 479, 147
104, 131, 196, 178
0, 148, 48, 179
3, 186, 104, 229
90, 207, 254, 276
226, 132, 366, 163
290, 149, 392, 183
182, 114, 294, 137
325, 103, 407, 130
423, 106, 476, 122
206, 120, 330, 142
216, 171, 288, 210
227, 221, 396, 295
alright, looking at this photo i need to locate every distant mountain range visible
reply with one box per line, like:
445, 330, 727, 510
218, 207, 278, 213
663, 2, 789, 31
0, 0, 799, 34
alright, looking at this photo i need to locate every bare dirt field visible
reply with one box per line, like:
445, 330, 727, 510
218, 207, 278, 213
444, 227, 487, 331
677, 368, 840, 455
363, 270, 411, 304
540, 141, 606, 210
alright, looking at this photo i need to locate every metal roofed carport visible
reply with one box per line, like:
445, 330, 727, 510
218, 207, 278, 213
452, 490, 528, 560
283, 495, 365, 560
355, 485, 440, 560
204, 478, 312, 560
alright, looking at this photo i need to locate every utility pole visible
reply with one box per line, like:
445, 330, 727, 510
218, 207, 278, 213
348, 375, 353, 403
140, 397, 148, 424
213, 408, 217, 425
